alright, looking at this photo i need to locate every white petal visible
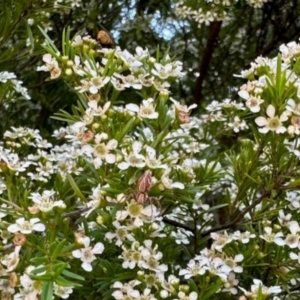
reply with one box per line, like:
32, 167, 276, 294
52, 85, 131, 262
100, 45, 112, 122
289, 252, 298, 260
72, 250, 82, 258
82, 145, 94, 156
276, 127, 286, 134
116, 210, 128, 220
7, 224, 20, 233
130, 290, 140, 297
117, 162, 129, 170
258, 127, 269, 134
105, 154, 116, 164
92, 242, 104, 254
126, 103, 139, 112
112, 291, 123, 300
238, 90, 249, 100
266, 105, 275, 117
289, 221, 300, 234
107, 139, 118, 149
234, 254, 244, 262
89, 86, 98, 94
255, 116, 267, 126
82, 262, 92, 272
132, 141, 142, 153
172, 182, 185, 189
133, 217, 144, 227
33, 223, 46, 232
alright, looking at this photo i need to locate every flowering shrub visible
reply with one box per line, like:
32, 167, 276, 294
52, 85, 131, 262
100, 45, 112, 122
2, 23, 300, 300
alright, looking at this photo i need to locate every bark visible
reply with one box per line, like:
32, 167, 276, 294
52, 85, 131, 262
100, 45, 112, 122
193, 21, 222, 106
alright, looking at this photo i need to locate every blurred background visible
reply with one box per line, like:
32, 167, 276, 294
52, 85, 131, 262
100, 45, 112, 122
0, 0, 299, 138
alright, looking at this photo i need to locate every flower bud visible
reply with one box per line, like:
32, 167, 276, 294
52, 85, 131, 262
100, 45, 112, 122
13, 233, 26, 246
28, 204, 40, 215
66, 60, 74, 67
8, 272, 18, 288
96, 215, 104, 225
160, 290, 169, 298
65, 68, 73, 76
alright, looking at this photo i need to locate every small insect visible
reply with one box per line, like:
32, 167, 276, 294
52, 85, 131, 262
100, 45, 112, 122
97, 30, 115, 47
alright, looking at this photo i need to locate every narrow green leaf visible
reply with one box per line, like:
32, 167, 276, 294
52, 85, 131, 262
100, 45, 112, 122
38, 26, 60, 54
56, 275, 83, 287
41, 281, 53, 300
115, 117, 136, 141
62, 269, 85, 281
30, 265, 48, 275
67, 174, 87, 202
62, 27, 66, 56
30, 256, 48, 264
51, 239, 67, 260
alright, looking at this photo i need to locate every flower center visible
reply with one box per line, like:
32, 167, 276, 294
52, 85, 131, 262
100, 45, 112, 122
94, 144, 108, 158
128, 202, 143, 217
267, 117, 281, 131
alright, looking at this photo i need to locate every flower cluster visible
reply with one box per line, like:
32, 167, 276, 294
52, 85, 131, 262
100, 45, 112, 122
2, 24, 300, 300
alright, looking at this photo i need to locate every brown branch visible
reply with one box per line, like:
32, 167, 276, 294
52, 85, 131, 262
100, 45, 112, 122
162, 216, 194, 232
193, 21, 222, 106
201, 189, 271, 236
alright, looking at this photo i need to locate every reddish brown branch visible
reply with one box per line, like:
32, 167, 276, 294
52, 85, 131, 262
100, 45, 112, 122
193, 21, 222, 106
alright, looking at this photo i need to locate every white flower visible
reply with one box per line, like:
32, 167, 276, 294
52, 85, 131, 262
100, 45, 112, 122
118, 141, 146, 170
88, 76, 110, 94
176, 291, 198, 300
29, 190, 65, 212
238, 90, 263, 112
290, 251, 300, 263
223, 272, 239, 295
139, 240, 168, 273
152, 63, 173, 79
37, 54, 61, 79
255, 105, 288, 134
171, 228, 193, 245
8, 218, 45, 234
285, 221, 300, 248
1, 246, 21, 272
72, 237, 104, 272
227, 116, 248, 132
179, 259, 207, 279
221, 254, 244, 274
260, 227, 285, 246
286, 98, 300, 115
87, 100, 111, 116
116, 201, 158, 227
54, 284, 73, 299
82, 134, 118, 168
126, 98, 158, 119
161, 168, 184, 189
105, 220, 135, 246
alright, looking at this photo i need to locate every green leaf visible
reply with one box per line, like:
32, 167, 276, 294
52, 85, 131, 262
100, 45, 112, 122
56, 275, 83, 288
67, 174, 87, 202
53, 262, 68, 277
51, 239, 67, 260
201, 283, 223, 300
30, 265, 48, 275
62, 269, 85, 281
30, 256, 48, 264
38, 26, 60, 54
41, 281, 53, 300
115, 117, 136, 141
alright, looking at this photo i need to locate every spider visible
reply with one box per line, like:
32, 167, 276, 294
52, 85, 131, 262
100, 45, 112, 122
127, 170, 161, 209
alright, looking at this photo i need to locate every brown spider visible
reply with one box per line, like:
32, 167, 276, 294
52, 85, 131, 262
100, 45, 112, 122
128, 170, 161, 209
